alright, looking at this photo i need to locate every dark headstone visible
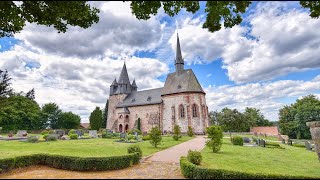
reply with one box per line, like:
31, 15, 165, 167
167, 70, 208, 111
75, 130, 84, 137
282, 139, 286, 144
257, 139, 260, 146
305, 141, 312, 151
108, 130, 113, 134
55, 130, 65, 138
243, 137, 251, 143
287, 139, 293, 146
260, 139, 266, 147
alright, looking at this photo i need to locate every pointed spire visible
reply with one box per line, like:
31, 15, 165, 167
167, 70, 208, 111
132, 79, 137, 87
111, 78, 117, 86
175, 33, 184, 73
117, 61, 132, 94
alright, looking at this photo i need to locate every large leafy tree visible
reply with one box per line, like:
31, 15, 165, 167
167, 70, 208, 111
89, 106, 102, 130
0, 95, 41, 130
57, 112, 81, 129
129, 1, 320, 33
2, 1, 319, 38
243, 107, 273, 127
279, 95, 320, 139
0, 69, 13, 98
0, 1, 100, 37
41, 103, 62, 129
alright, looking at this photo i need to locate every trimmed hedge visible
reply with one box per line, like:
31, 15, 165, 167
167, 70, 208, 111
0, 153, 140, 174
180, 157, 316, 179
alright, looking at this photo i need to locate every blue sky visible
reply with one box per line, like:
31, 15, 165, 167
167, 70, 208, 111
1, 1, 320, 122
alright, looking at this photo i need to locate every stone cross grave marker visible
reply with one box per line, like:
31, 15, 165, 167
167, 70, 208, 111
89, 130, 97, 138
16, 130, 27, 137
305, 141, 313, 151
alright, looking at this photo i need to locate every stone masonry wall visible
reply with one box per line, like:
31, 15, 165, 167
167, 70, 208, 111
162, 92, 208, 134
106, 94, 128, 131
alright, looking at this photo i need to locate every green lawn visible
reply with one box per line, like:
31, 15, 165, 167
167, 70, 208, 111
201, 139, 320, 178
0, 136, 193, 159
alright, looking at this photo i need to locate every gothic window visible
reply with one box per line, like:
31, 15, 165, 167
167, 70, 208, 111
192, 104, 198, 118
179, 105, 185, 118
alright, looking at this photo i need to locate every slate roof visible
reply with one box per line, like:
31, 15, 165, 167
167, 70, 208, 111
161, 69, 205, 96
116, 88, 163, 107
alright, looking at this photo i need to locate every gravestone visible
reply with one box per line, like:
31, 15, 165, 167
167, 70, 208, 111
282, 139, 286, 144
257, 139, 260, 146
287, 139, 293, 146
89, 130, 97, 138
305, 141, 313, 151
16, 130, 27, 137
260, 139, 266, 147
55, 130, 65, 138
75, 130, 84, 137
243, 137, 251, 143
107, 130, 113, 134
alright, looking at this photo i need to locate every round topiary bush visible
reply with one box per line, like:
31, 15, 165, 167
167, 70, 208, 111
27, 136, 39, 143
69, 134, 78, 140
41, 130, 49, 135
231, 136, 244, 146
187, 126, 194, 137
127, 134, 134, 140
127, 145, 142, 158
68, 129, 76, 136
187, 150, 202, 165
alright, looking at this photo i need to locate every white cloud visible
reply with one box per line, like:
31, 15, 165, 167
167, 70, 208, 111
14, 1, 164, 59
205, 75, 320, 121
0, 45, 168, 122
164, 1, 320, 83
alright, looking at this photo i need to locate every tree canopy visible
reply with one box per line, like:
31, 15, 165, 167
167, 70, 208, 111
1, 1, 319, 38
89, 106, 102, 130
57, 111, 81, 129
279, 94, 320, 139
41, 103, 62, 129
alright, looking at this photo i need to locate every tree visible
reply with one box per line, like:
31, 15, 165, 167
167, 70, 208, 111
89, 107, 102, 130
0, 95, 41, 130
57, 112, 81, 129
216, 108, 249, 133
102, 99, 108, 128
205, 125, 223, 153
208, 110, 219, 126
0, 69, 13, 98
128, 1, 319, 33
279, 95, 320, 139
187, 126, 194, 137
173, 124, 182, 140
41, 103, 62, 129
25, 88, 35, 100
149, 126, 162, 148
243, 107, 273, 127
0, 1, 100, 37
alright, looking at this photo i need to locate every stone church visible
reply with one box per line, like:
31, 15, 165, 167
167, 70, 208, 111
106, 34, 209, 134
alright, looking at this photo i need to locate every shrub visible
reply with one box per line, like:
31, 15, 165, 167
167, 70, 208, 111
187, 150, 202, 165
41, 130, 49, 135
187, 126, 194, 137
173, 125, 182, 141
179, 157, 311, 179
69, 134, 78, 140
128, 128, 142, 135
127, 134, 134, 140
0, 153, 140, 173
68, 129, 76, 136
231, 136, 243, 146
48, 130, 55, 134
142, 135, 150, 141
102, 132, 113, 139
27, 136, 39, 143
127, 145, 142, 158
43, 134, 49, 140
101, 129, 107, 134
205, 125, 223, 153
46, 134, 58, 141
252, 136, 257, 143
149, 127, 162, 148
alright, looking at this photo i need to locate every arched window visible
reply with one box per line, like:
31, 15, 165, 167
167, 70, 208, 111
192, 104, 198, 117
179, 105, 185, 118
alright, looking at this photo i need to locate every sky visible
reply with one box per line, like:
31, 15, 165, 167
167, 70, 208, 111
1, 1, 320, 123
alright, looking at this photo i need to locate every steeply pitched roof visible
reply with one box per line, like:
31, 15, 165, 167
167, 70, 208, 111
118, 63, 130, 85
116, 88, 163, 107
161, 69, 205, 96
80, 123, 90, 129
